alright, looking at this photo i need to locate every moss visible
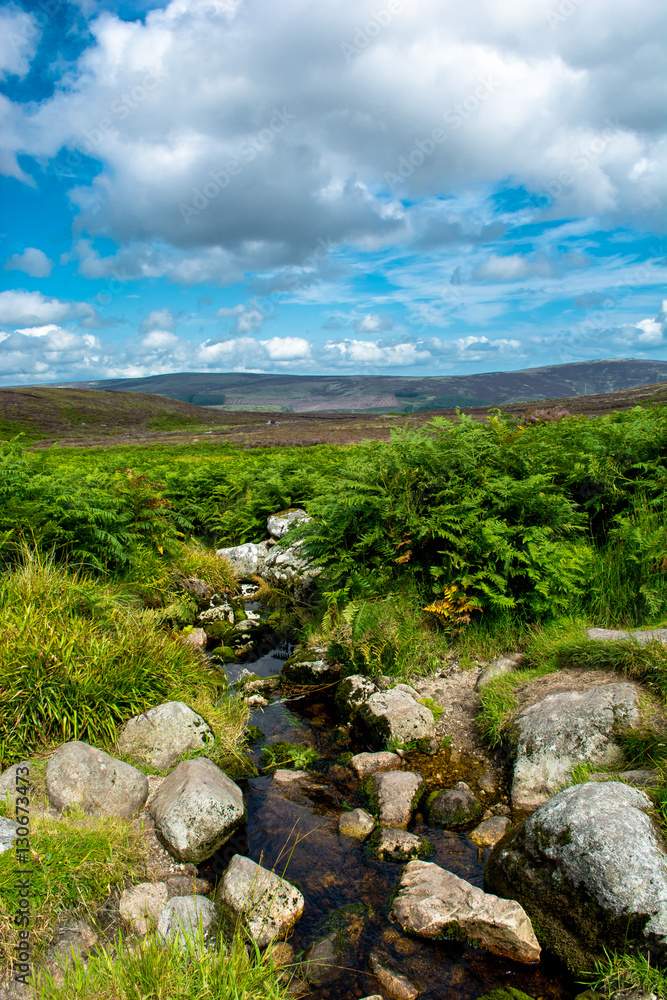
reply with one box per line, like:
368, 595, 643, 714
477, 990, 537, 1000
245, 724, 264, 744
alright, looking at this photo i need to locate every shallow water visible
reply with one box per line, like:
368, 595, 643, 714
207, 646, 575, 1000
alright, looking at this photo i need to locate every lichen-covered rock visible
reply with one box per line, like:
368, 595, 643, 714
511, 683, 640, 813
392, 860, 540, 964
215, 542, 270, 578
357, 689, 435, 750
119, 882, 169, 936
470, 815, 511, 848
338, 808, 375, 840
148, 758, 245, 863
118, 701, 213, 771
486, 781, 667, 970
427, 781, 483, 828
335, 675, 378, 722
263, 540, 320, 588
216, 854, 304, 947
366, 771, 424, 829
375, 828, 433, 862
156, 896, 219, 952
586, 627, 667, 645
267, 509, 311, 539
349, 751, 402, 778
46, 741, 148, 819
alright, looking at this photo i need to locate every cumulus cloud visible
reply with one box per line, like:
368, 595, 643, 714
0, 7, 40, 79
0, 290, 97, 327
0, 324, 101, 378
353, 312, 393, 334
4, 248, 53, 278
140, 308, 176, 332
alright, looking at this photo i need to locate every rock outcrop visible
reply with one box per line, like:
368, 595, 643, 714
267, 509, 311, 539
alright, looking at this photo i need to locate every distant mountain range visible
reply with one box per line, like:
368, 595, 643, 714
50, 359, 667, 412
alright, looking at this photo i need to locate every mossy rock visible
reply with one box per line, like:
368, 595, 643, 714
477, 990, 537, 1000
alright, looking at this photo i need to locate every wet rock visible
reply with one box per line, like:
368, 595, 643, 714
349, 750, 402, 778
478, 769, 500, 795
368, 951, 418, 1000
486, 781, 667, 969
216, 854, 304, 947
271, 941, 295, 968
335, 675, 378, 722
301, 932, 342, 985
119, 882, 169, 936
216, 541, 270, 578
118, 701, 214, 770
0, 761, 31, 809
282, 649, 339, 685
339, 808, 375, 839
477, 991, 537, 1000
375, 828, 433, 862
0, 818, 18, 855
476, 653, 526, 690
367, 770, 425, 829
272, 768, 311, 787
427, 781, 483, 828
357, 689, 435, 750
392, 860, 541, 964
148, 758, 245, 863
586, 627, 667, 645
156, 896, 219, 952
247, 695, 269, 709
470, 815, 511, 848
46, 741, 148, 819
358, 996, 384, 1000
511, 683, 641, 813
182, 627, 207, 650
267, 508, 311, 539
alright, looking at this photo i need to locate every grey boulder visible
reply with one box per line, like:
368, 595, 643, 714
216, 854, 304, 947
0, 817, 19, 855
586, 627, 667, 645
215, 542, 270, 578
349, 751, 402, 778
267, 508, 311, 539
157, 896, 219, 952
335, 675, 378, 722
427, 781, 483, 828
486, 781, 667, 969
357, 688, 435, 750
119, 882, 169, 936
338, 808, 375, 840
46, 741, 148, 819
375, 828, 432, 862
117, 701, 213, 770
511, 682, 640, 813
392, 860, 540, 964
0, 760, 31, 808
148, 758, 245, 863
263, 540, 320, 588
367, 770, 424, 829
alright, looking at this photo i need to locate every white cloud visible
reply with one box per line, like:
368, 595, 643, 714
324, 339, 431, 367
0, 324, 101, 378
141, 330, 178, 349
260, 336, 311, 360
0, 7, 39, 80
0, 290, 97, 327
140, 308, 176, 332
4, 248, 53, 278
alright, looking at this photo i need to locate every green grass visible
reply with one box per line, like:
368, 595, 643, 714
33, 926, 298, 999
554, 637, 667, 699
579, 948, 667, 999
0, 809, 149, 968
476, 663, 559, 747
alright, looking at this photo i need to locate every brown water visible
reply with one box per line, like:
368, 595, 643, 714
207, 648, 575, 1000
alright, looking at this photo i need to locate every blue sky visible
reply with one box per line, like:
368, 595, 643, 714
0, 0, 665, 384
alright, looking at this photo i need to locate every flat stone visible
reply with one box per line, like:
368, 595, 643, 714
392, 860, 541, 964
476, 653, 526, 690
470, 816, 511, 848
427, 781, 483, 827
46, 741, 148, 819
216, 854, 304, 947
148, 758, 245, 863
339, 808, 375, 839
272, 769, 310, 786
375, 828, 432, 862
0, 818, 19, 855
349, 751, 402, 778
335, 675, 378, 722
586, 627, 667, 645
367, 771, 424, 829
216, 542, 270, 578
369, 951, 418, 1000
486, 781, 667, 969
156, 896, 219, 952
117, 701, 213, 770
119, 882, 169, 936
511, 683, 640, 813
267, 509, 311, 539
357, 689, 435, 750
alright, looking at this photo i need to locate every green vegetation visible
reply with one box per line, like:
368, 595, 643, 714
554, 637, 667, 699
580, 949, 667, 1000
259, 741, 319, 773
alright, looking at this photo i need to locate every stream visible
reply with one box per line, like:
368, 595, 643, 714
203, 639, 575, 1000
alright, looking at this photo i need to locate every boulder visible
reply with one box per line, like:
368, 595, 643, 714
392, 860, 540, 964
586, 627, 667, 645
486, 781, 667, 969
470, 815, 511, 848
367, 771, 424, 829
267, 509, 311, 539
156, 896, 219, 952
357, 689, 435, 750
301, 932, 341, 985
182, 627, 207, 650
215, 542, 270, 579
148, 758, 245, 863
511, 683, 640, 813
375, 828, 432, 862
263, 540, 320, 588
390, 683, 421, 700
282, 649, 339, 686
349, 751, 402, 778
173, 575, 215, 601
119, 882, 169, 936
368, 951, 418, 1000
216, 854, 304, 947
46, 741, 148, 819
427, 781, 483, 828
339, 808, 375, 840
0, 818, 18, 855
476, 653, 526, 691
0, 761, 31, 808
117, 701, 214, 771
335, 675, 378, 722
